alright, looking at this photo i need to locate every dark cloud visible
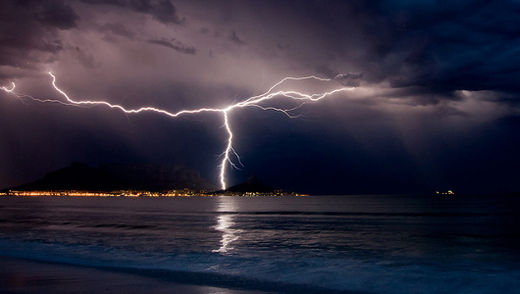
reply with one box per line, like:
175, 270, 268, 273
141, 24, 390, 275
0, 0, 78, 71
147, 38, 196, 55
228, 30, 245, 45
70, 46, 98, 68
98, 22, 136, 39
223, 0, 520, 101
371, 0, 520, 94
36, 0, 79, 29
316, 65, 363, 87
334, 73, 363, 87
80, 0, 184, 24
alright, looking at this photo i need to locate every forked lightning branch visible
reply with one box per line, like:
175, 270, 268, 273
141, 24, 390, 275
2, 73, 356, 190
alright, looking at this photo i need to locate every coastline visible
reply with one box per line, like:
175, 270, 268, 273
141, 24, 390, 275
0, 256, 359, 294
0, 256, 264, 294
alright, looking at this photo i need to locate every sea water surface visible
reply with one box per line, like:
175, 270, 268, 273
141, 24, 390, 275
0, 195, 519, 293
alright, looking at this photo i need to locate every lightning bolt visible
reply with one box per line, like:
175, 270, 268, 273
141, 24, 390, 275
1, 82, 15, 93
1, 81, 80, 107
2, 73, 356, 190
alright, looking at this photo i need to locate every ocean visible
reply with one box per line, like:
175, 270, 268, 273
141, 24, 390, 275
0, 195, 519, 293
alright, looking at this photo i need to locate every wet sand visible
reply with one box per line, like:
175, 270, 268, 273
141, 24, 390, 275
0, 256, 265, 294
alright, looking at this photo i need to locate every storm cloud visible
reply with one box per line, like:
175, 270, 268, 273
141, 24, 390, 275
147, 38, 196, 54
0, 0, 77, 70
0, 0, 519, 193
80, 0, 184, 24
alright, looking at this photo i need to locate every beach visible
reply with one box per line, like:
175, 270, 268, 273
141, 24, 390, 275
0, 256, 263, 294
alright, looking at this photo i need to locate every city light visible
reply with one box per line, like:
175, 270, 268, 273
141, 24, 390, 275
2, 190, 308, 197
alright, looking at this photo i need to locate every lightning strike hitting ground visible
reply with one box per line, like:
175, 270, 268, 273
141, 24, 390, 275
2, 73, 356, 190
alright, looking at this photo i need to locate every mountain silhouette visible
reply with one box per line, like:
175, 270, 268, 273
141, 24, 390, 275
223, 176, 277, 193
11, 162, 215, 191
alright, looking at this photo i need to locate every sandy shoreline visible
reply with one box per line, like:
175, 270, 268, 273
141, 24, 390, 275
0, 256, 265, 294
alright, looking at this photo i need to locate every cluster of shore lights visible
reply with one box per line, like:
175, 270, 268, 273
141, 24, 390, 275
436, 190, 455, 196
1, 190, 309, 197
3, 190, 202, 197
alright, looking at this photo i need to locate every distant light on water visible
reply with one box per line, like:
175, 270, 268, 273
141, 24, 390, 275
213, 197, 241, 254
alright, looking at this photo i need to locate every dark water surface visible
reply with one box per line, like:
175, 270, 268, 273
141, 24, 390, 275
0, 195, 519, 293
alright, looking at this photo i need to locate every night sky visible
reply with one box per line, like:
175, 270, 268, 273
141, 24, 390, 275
1, 0, 519, 194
